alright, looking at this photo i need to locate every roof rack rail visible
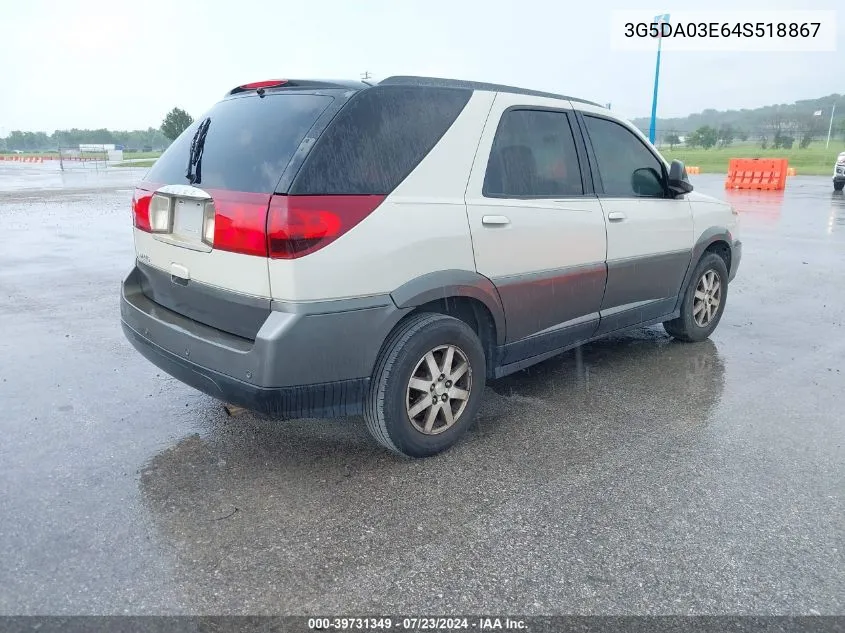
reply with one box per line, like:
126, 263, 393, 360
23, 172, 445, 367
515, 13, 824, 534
378, 75, 604, 108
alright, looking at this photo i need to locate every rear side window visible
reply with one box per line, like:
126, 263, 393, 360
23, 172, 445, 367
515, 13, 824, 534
290, 86, 471, 195
145, 94, 333, 193
483, 109, 583, 197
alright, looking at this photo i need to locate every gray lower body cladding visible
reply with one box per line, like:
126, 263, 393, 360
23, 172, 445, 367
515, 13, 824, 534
121, 322, 369, 417
135, 260, 271, 340
121, 236, 742, 417
729, 240, 742, 281
494, 262, 607, 343
120, 266, 407, 416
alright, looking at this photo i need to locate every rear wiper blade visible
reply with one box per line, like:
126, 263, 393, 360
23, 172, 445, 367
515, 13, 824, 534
185, 117, 211, 185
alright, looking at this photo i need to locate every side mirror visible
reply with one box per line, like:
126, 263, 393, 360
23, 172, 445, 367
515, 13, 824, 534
631, 167, 665, 197
668, 159, 694, 195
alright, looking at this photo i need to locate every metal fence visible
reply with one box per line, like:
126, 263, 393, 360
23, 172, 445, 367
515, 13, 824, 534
57, 147, 109, 171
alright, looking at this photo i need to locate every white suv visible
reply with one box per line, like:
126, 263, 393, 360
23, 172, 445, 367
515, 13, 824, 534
121, 76, 742, 458
834, 151, 845, 191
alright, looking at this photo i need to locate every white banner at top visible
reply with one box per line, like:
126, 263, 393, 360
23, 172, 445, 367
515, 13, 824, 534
610, 10, 837, 52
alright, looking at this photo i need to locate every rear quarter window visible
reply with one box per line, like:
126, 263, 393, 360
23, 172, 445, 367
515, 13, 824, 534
145, 93, 333, 194
290, 86, 471, 195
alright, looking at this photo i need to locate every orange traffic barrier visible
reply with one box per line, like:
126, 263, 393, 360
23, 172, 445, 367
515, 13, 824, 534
686, 166, 701, 174
1, 155, 45, 162
725, 158, 788, 190
2, 155, 60, 163
787, 167, 796, 176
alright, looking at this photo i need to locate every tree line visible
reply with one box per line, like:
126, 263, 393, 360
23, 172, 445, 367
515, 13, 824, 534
1, 107, 194, 152
636, 93, 845, 150
632, 93, 844, 138
659, 120, 843, 150
0, 128, 172, 152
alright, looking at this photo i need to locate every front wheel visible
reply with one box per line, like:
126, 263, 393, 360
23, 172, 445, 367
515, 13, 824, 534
364, 313, 486, 458
664, 252, 729, 342
834, 181, 844, 192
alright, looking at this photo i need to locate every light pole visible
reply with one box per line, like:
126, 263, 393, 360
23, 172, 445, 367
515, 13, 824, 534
826, 102, 836, 149
649, 13, 670, 145
817, 103, 838, 149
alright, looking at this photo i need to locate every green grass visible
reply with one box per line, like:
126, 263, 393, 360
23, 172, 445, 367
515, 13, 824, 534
113, 159, 156, 168
7, 142, 842, 175
123, 151, 162, 160
658, 141, 844, 175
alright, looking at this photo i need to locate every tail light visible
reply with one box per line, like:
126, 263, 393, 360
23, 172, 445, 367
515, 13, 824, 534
227, 80, 289, 96
208, 190, 274, 257
239, 80, 288, 90
132, 188, 153, 232
133, 185, 215, 240
132, 186, 383, 259
202, 203, 215, 245
267, 195, 385, 259
148, 194, 173, 233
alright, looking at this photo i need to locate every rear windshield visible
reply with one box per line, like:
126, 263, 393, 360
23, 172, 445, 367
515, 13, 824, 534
290, 86, 471, 195
145, 93, 333, 194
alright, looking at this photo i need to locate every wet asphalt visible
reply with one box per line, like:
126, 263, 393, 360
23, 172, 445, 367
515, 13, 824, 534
0, 164, 843, 615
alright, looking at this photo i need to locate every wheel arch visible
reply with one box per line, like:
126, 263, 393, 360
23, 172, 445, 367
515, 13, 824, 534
390, 271, 506, 344
674, 228, 735, 314
390, 271, 506, 378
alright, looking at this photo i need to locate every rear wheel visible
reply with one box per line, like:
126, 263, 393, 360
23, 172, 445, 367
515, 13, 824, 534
364, 313, 486, 458
664, 252, 729, 343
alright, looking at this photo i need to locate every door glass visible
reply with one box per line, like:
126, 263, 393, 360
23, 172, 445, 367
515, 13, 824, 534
483, 110, 583, 197
584, 116, 666, 198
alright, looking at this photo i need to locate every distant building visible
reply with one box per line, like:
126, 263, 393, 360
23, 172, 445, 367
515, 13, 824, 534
79, 143, 115, 152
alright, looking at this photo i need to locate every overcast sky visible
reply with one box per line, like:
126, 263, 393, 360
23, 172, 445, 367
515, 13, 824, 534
1, 0, 842, 133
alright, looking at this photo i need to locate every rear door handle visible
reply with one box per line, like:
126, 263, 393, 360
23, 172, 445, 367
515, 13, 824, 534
482, 215, 511, 226
607, 211, 627, 221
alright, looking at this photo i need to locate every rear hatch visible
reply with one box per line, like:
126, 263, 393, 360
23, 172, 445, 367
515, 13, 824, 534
131, 84, 350, 339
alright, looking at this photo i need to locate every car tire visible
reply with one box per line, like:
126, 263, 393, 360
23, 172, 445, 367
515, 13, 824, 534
835, 181, 844, 192
664, 252, 730, 343
364, 312, 486, 458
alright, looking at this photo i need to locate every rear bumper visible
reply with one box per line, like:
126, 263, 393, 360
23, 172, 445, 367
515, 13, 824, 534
120, 266, 406, 417
121, 321, 368, 417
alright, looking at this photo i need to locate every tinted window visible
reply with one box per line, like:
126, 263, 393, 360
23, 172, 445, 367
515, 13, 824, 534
484, 109, 583, 197
584, 116, 666, 198
291, 86, 471, 195
145, 93, 333, 193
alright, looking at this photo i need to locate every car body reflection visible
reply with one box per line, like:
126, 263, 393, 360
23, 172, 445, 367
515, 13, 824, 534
723, 189, 784, 228
828, 190, 845, 234
137, 329, 726, 612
